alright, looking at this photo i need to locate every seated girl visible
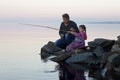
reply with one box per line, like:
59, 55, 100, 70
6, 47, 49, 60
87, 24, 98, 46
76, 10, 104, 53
66, 25, 87, 52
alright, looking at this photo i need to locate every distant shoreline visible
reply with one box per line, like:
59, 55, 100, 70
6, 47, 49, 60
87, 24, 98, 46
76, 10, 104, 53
83, 21, 120, 24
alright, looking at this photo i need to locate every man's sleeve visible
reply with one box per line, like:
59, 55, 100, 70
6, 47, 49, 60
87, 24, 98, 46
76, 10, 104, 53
73, 22, 79, 32
59, 23, 63, 35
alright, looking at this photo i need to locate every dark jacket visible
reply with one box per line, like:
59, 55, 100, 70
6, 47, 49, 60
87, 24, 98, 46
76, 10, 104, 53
59, 20, 79, 36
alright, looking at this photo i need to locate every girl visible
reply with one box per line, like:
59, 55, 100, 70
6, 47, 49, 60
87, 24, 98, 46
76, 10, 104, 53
66, 25, 87, 52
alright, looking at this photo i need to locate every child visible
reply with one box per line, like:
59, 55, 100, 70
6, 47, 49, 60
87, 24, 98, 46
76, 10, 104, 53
66, 25, 87, 52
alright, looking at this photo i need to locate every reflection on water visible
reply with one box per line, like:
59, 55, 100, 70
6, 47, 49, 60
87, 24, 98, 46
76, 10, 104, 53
41, 55, 100, 80
58, 63, 86, 80
0, 23, 120, 80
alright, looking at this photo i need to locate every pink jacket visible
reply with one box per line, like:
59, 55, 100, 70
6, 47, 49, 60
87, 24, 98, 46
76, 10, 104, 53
74, 31, 87, 43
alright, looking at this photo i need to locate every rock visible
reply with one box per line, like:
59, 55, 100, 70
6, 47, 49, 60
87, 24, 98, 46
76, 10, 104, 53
111, 54, 120, 68
68, 63, 88, 71
43, 41, 62, 52
102, 50, 120, 64
40, 41, 62, 58
54, 50, 66, 56
88, 38, 115, 52
50, 52, 72, 63
50, 48, 89, 63
117, 35, 120, 47
41, 45, 52, 59
93, 46, 105, 57
117, 35, 120, 40
106, 54, 120, 80
108, 54, 119, 63
112, 44, 120, 51
65, 52, 94, 63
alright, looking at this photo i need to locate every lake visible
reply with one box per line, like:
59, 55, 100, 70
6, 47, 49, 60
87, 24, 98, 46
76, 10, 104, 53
0, 22, 120, 80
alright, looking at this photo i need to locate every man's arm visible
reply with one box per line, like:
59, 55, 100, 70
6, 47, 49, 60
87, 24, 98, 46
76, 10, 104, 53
59, 23, 64, 38
69, 31, 80, 37
72, 22, 79, 33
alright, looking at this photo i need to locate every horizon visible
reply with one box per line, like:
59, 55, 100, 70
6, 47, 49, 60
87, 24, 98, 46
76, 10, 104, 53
0, 17, 120, 24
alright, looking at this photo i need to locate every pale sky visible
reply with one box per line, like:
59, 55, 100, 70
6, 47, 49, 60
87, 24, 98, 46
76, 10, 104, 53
0, 0, 120, 20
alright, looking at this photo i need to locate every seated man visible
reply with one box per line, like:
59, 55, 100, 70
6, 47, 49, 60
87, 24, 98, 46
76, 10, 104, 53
55, 13, 79, 49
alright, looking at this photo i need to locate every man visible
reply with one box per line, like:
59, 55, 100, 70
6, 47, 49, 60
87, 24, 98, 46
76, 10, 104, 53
55, 13, 79, 49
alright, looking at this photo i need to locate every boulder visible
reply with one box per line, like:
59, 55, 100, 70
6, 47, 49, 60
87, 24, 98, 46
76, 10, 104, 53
117, 35, 120, 47
65, 52, 99, 64
88, 38, 115, 52
40, 41, 62, 59
102, 50, 120, 63
50, 52, 72, 63
93, 46, 105, 57
50, 48, 90, 63
112, 44, 120, 51
117, 35, 120, 40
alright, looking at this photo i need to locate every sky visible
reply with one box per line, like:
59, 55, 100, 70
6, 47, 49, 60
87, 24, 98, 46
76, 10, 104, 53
0, 0, 120, 21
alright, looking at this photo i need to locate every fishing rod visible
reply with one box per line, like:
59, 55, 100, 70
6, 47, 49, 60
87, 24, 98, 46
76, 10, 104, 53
20, 23, 70, 33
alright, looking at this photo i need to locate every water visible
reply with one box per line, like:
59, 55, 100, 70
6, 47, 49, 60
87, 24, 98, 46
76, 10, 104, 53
0, 22, 120, 80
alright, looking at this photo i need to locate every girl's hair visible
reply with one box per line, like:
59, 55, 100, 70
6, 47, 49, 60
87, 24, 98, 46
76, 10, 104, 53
79, 25, 86, 32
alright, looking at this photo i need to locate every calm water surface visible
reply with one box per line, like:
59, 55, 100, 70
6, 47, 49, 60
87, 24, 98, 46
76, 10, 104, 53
0, 22, 120, 80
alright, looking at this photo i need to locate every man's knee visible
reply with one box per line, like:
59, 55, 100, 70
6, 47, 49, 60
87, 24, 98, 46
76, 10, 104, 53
66, 33, 75, 39
65, 33, 71, 39
55, 39, 61, 46
65, 33, 75, 43
55, 38, 65, 46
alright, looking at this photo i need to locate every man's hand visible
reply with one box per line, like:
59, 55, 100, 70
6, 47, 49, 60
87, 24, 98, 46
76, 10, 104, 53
68, 31, 74, 34
70, 28, 76, 32
67, 31, 71, 33
70, 31, 74, 34
60, 34, 64, 38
